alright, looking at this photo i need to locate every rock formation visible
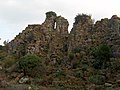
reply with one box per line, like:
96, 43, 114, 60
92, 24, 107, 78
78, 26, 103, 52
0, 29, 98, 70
3, 11, 120, 90
68, 14, 93, 62
7, 11, 69, 63
7, 12, 120, 61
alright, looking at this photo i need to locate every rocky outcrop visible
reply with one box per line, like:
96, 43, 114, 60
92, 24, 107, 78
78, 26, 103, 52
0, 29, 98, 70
7, 12, 120, 62
68, 14, 120, 61
92, 15, 120, 51
68, 14, 93, 62
48, 16, 69, 63
7, 11, 69, 62
4, 11, 120, 90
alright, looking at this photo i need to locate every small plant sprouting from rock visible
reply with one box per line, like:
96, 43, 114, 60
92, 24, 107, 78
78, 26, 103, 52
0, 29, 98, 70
69, 53, 74, 60
89, 75, 105, 85
74, 14, 91, 24
46, 11, 57, 18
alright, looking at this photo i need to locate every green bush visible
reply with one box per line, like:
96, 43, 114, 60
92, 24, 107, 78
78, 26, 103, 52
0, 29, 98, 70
74, 14, 91, 24
19, 54, 43, 76
110, 60, 120, 71
89, 75, 105, 85
0, 45, 4, 50
91, 44, 111, 69
31, 64, 46, 77
69, 53, 74, 60
3, 55, 17, 68
55, 69, 65, 78
63, 44, 68, 52
73, 47, 81, 53
75, 70, 84, 78
0, 51, 7, 61
0, 47, 16, 68
46, 11, 57, 18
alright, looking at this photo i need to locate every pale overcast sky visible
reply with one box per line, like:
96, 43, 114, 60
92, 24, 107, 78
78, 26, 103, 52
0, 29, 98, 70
0, 0, 120, 45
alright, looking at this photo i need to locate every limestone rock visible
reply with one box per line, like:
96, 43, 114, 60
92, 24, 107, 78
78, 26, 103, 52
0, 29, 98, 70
0, 66, 2, 70
105, 83, 113, 87
19, 77, 29, 84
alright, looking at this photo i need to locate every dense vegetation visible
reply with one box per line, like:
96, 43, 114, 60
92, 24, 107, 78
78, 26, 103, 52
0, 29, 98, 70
19, 54, 44, 76
91, 44, 112, 69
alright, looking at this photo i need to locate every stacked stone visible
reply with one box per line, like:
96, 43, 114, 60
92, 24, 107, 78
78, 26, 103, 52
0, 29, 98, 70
7, 11, 69, 62
68, 14, 93, 61
93, 15, 120, 52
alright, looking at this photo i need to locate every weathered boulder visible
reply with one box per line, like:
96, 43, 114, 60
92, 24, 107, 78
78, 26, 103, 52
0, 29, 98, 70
19, 76, 29, 84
